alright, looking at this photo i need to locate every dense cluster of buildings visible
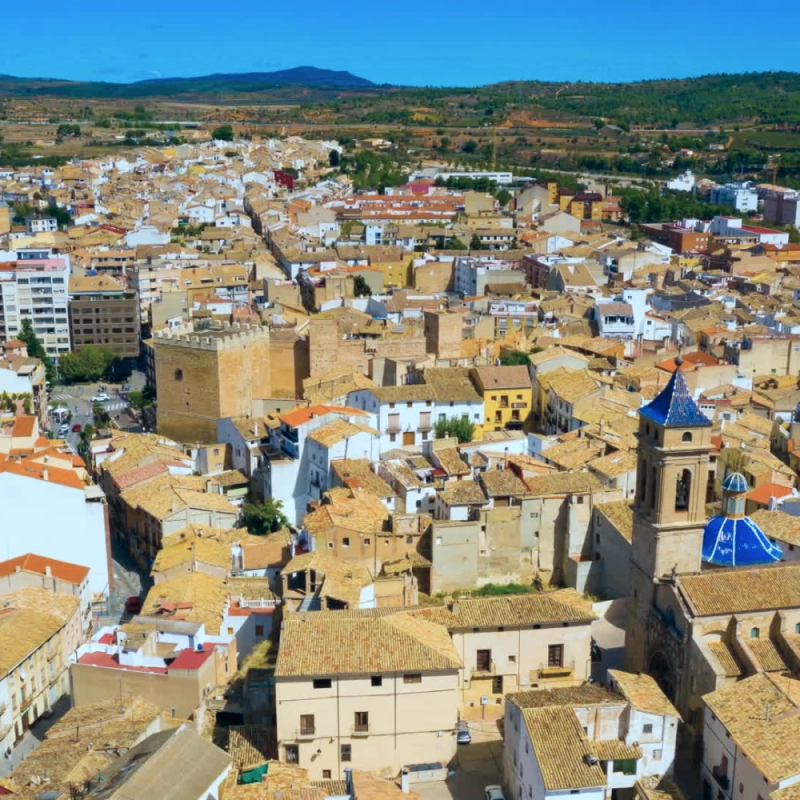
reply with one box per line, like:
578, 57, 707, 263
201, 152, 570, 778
5, 136, 800, 799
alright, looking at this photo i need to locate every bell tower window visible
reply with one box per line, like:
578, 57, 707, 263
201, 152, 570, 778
675, 469, 692, 511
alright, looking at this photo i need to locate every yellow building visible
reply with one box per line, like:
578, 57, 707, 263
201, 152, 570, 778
0, 201, 10, 235
470, 365, 533, 433
568, 192, 604, 221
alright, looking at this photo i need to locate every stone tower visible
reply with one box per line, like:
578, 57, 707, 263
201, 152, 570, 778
153, 323, 271, 443
626, 361, 713, 673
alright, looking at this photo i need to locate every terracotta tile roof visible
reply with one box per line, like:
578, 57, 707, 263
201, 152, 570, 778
608, 670, 679, 718
280, 405, 367, 428
226, 725, 278, 768
594, 500, 634, 542
542, 437, 605, 470
472, 365, 532, 391
703, 673, 800, 783
308, 419, 378, 447
0, 456, 85, 490
479, 469, 528, 497
11, 415, 35, 437
591, 739, 642, 761
522, 706, 606, 791
142, 572, 229, 635
0, 606, 68, 678
746, 482, 795, 506
745, 638, 789, 672
636, 776, 687, 800
748, 509, 800, 545
440, 479, 487, 506
525, 471, 604, 496
275, 611, 462, 677
707, 641, 743, 678
450, 589, 595, 629
678, 564, 800, 616
0, 552, 89, 584
330, 459, 395, 499
432, 446, 471, 477
303, 493, 389, 535
151, 537, 232, 574
422, 367, 483, 403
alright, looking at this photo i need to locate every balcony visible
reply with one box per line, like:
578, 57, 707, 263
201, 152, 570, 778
386, 422, 401, 433
471, 660, 497, 677
295, 726, 316, 740
351, 723, 370, 737
531, 661, 575, 681
512, 402, 528, 409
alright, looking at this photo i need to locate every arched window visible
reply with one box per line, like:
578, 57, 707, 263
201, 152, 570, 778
751, 627, 760, 639
682, 432, 692, 443
675, 469, 692, 511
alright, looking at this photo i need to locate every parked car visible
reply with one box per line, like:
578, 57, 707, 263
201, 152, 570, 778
91, 393, 109, 403
71, 423, 82, 433
58, 423, 70, 436
485, 787, 505, 800
125, 596, 142, 615
457, 721, 471, 744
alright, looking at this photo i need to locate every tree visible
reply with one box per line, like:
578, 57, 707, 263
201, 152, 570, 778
495, 189, 512, 207
18, 320, 55, 384
242, 498, 289, 536
211, 124, 234, 142
57, 345, 117, 383
329, 149, 341, 167
447, 237, 467, 250
500, 349, 531, 366
469, 234, 482, 250
127, 389, 152, 413
353, 274, 372, 297
433, 415, 475, 444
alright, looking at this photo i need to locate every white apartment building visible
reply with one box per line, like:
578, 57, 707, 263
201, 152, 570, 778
710, 182, 759, 213
454, 256, 525, 297
0, 248, 71, 357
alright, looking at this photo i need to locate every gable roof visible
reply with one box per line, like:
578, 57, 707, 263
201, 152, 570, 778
275, 612, 462, 677
0, 553, 89, 585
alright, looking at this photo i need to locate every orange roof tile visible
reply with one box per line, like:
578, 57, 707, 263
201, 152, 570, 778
0, 457, 85, 490
279, 404, 367, 428
746, 482, 795, 506
0, 553, 89, 584
11, 416, 36, 437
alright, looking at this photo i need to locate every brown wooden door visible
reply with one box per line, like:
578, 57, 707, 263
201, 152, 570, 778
476, 649, 491, 672
403, 431, 415, 446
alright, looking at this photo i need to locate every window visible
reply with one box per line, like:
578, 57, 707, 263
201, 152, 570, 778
174, 368, 183, 381
323, 771, 332, 779
509, 655, 516, 663
643, 723, 653, 734
548, 644, 563, 668
342, 537, 350, 548
492, 676, 503, 694
255, 625, 265, 636
313, 679, 332, 689
227, 627, 234, 635
403, 673, 422, 684
653, 749, 662, 760
676, 468, 692, 511
476, 649, 492, 672
371, 676, 383, 687
795, 623, 800, 634
682, 432, 693, 442
363, 538, 371, 546
341, 744, 352, 762
751, 627, 760, 638
300, 714, 315, 735
285, 745, 299, 764
354, 711, 369, 732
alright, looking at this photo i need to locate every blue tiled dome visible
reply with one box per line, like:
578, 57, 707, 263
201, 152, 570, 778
702, 515, 783, 567
721, 472, 749, 493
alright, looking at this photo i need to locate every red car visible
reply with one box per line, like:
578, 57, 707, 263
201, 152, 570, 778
125, 596, 142, 615
72, 423, 82, 433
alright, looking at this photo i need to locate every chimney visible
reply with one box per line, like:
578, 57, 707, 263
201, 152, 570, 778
400, 769, 410, 794
344, 767, 354, 799
45, 566, 52, 577
42, 467, 49, 482
253, 421, 258, 437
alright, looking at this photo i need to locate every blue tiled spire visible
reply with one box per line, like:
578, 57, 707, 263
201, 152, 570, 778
640, 364, 712, 428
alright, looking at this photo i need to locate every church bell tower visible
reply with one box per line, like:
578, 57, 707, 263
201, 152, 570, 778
626, 359, 713, 672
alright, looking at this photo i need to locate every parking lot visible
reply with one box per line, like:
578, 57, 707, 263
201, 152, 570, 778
415, 720, 504, 800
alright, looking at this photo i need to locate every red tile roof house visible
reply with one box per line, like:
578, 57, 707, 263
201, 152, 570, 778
0, 553, 93, 633
70, 617, 221, 718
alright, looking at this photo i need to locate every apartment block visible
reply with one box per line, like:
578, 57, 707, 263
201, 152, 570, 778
0, 248, 70, 357
68, 274, 140, 360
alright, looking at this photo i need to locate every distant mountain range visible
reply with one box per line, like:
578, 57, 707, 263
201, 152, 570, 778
0, 66, 377, 97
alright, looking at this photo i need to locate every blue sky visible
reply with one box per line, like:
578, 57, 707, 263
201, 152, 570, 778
2, 0, 800, 86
